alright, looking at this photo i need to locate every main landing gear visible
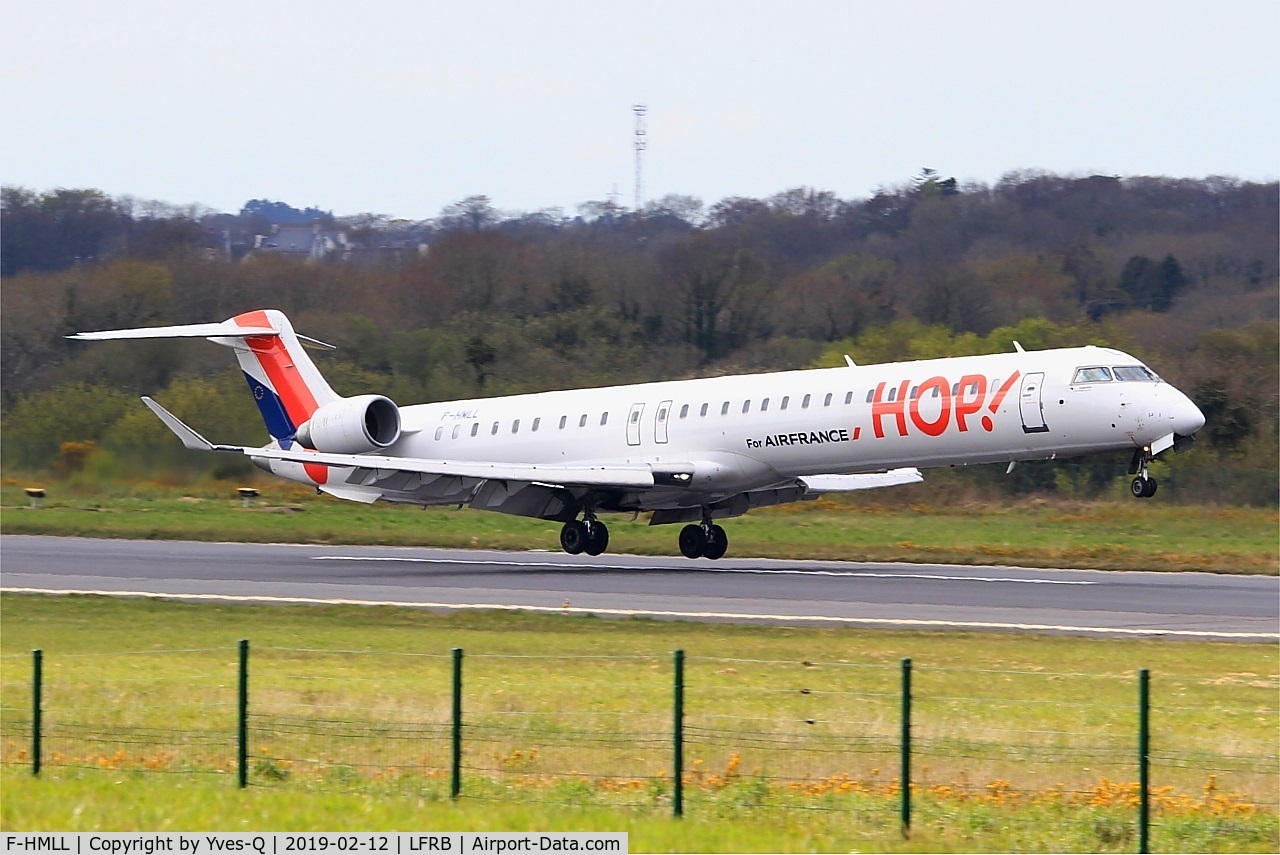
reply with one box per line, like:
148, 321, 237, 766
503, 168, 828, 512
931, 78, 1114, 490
558, 512, 730, 560
678, 518, 728, 560
560, 515, 609, 556
1129, 448, 1158, 498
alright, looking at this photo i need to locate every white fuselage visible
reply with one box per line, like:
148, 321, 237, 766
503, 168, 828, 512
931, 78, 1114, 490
284, 344, 1202, 510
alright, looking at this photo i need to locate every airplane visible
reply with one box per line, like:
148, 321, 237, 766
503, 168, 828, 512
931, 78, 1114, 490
71, 309, 1206, 559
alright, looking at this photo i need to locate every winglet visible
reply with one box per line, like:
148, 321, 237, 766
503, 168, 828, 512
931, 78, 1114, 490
140, 396, 218, 451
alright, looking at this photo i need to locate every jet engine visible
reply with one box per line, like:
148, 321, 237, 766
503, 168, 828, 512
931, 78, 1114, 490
295, 394, 401, 454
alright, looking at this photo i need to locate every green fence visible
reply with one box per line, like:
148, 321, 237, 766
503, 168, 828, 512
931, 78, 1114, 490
2, 644, 1276, 852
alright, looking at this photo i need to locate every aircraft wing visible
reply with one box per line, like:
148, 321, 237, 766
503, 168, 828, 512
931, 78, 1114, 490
142, 397, 655, 489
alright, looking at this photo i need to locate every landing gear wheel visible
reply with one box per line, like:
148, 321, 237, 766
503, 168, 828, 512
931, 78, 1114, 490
1130, 476, 1158, 498
678, 524, 706, 559
703, 524, 728, 560
560, 520, 588, 555
584, 520, 609, 556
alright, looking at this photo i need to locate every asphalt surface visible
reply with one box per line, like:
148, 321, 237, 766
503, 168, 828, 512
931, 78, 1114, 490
1, 535, 1276, 639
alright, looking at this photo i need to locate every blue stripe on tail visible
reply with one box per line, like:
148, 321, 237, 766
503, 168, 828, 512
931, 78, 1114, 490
243, 371, 296, 441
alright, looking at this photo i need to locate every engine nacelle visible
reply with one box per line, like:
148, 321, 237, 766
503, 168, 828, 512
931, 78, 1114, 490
295, 394, 401, 454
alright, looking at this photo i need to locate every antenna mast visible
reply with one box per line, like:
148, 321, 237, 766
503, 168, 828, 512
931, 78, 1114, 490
633, 104, 647, 212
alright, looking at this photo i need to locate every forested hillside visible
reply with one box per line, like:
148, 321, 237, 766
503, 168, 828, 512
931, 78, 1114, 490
2, 173, 1276, 503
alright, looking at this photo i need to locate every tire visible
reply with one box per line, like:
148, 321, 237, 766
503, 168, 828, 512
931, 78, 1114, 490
702, 524, 728, 560
678, 524, 706, 559
1143, 477, 1158, 498
1130, 477, 1148, 498
560, 520, 588, 555
584, 521, 609, 556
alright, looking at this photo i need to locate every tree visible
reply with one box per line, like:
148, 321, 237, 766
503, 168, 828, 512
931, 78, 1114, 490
436, 196, 500, 233
1118, 254, 1188, 311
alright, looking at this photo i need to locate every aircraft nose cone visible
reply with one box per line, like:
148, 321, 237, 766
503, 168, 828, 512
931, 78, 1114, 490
1170, 389, 1206, 436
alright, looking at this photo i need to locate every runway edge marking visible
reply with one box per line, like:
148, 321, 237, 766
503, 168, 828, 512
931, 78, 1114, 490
3, 586, 1275, 640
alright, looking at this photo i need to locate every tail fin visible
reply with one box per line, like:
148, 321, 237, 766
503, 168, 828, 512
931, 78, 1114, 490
70, 309, 338, 441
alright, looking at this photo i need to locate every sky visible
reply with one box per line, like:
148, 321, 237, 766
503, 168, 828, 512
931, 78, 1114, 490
2, 0, 1277, 221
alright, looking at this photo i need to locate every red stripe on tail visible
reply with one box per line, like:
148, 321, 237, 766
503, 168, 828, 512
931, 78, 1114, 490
234, 311, 320, 427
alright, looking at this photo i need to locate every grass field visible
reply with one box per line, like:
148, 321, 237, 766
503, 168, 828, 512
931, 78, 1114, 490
2, 594, 1276, 852
2, 479, 1277, 573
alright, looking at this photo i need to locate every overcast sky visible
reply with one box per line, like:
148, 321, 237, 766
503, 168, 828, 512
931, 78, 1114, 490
2, 0, 1276, 220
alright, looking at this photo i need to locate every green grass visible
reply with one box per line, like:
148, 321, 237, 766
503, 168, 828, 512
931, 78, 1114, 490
1, 594, 1276, 852
2, 480, 1277, 573
6, 770, 1276, 853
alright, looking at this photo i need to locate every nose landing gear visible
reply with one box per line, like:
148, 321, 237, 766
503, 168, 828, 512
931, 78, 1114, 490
1129, 448, 1159, 498
678, 517, 728, 559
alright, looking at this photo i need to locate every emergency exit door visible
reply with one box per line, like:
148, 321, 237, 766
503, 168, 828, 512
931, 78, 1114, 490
626, 403, 644, 446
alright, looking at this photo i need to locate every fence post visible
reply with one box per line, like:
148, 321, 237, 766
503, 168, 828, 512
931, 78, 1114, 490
901, 657, 912, 837
451, 647, 463, 799
32, 649, 42, 777
1138, 669, 1150, 854
238, 639, 249, 789
673, 648, 685, 818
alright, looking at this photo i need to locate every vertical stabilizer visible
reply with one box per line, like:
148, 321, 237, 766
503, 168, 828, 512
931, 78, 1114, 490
221, 310, 339, 440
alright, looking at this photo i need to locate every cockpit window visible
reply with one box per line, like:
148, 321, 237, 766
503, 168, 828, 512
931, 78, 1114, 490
1112, 365, 1161, 382
1072, 366, 1113, 384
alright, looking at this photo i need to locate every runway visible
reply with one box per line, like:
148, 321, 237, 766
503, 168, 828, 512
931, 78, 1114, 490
2, 535, 1276, 639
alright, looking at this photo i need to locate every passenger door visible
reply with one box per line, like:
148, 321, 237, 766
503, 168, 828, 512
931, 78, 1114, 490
654, 399, 672, 444
1019, 372, 1049, 433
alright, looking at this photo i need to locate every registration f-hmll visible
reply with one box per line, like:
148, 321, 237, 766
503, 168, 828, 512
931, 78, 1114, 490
72, 310, 1205, 559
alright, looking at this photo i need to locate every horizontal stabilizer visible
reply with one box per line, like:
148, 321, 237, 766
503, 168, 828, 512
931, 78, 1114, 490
800, 468, 923, 493
141, 397, 218, 451
69, 320, 277, 341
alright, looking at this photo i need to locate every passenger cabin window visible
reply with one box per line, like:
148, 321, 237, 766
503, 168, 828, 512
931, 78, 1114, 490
823, 392, 833, 407
452, 425, 461, 439
844, 391, 853, 405
801, 394, 811, 409
658, 407, 667, 421
532, 417, 540, 432
579, 414, 588, 428
866, 390, 875, 403
887, 387, 897, 402
630, 410, 641, 424
742, 400, 750, 414
512, 419, 520, 434
700, 403, 709, 417
781, 396, 789, 410
491, 422, 499, 435
721, 402, 730, 415
434, 427, 443, 440
600, 412, 608, 426
761, 397, 769, 412
559, 415, 567, 430
1113, 365, 1159, 382
471, 423, 479, 437
1073, 366, 1113, 384
679, 404, 689, 419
